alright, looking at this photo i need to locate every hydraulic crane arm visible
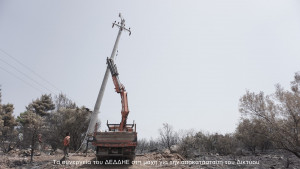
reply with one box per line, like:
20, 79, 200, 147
107, 58, 129, 131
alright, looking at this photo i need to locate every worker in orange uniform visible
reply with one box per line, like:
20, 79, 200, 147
63, 132, 70, 157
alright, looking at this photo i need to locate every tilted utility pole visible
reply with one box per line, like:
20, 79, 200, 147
88, 13, 131, 134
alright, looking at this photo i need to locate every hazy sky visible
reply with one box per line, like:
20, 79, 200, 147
1, 0, 300, 139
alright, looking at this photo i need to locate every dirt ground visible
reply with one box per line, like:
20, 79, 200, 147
0, 150, 299, 169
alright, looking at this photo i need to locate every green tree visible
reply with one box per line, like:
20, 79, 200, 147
46, 107, 91, 151
17, 93, 54, 163
1, 104, 17, 129
45, 94, 91, 151
26, 94, 55, 116
17, 93, 91, 159
0, 88, 18, 153
55, 93, 76, 110
17, 111, 43, 163
68, 107, 91, 150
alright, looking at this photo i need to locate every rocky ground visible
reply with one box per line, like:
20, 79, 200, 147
0, 149, 299, 169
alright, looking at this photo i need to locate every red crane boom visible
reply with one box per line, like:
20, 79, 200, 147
106, 57, 129, 131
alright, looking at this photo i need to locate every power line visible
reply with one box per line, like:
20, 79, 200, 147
0, 56, 56, 95
0, 48, 62, 93
0, 48, 82, 106
0, 65, 44, 93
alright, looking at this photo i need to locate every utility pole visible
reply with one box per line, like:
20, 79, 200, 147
88, 13, 131, 134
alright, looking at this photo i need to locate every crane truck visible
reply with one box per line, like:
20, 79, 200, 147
91, 14, 137, 163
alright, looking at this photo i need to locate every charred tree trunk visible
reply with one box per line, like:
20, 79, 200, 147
30, 128, 37, 163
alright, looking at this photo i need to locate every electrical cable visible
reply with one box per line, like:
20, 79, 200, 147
0, 48, 62, 93
0, 56, 56, 95
0, 48, 82, 106
0, 48, 91, 155
0, 65, 44, 93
